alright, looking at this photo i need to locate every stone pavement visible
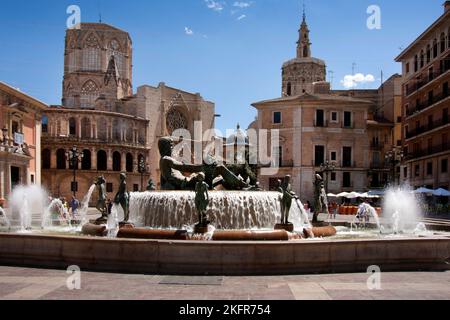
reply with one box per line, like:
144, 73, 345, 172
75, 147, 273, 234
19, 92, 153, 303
0, 266, 449, 300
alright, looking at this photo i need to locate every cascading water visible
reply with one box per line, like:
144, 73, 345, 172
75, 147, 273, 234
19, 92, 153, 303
0, 207, 10, 230
351, 203, 381, 232
130, 191, 308, 231
78, 184, 96, 227
107, 204, 121, 238
383, 187, 424, 234
9, 185, 48, 231
42, 198, 65, 229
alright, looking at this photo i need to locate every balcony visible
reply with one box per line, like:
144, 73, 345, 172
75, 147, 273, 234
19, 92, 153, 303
405, 63, 450, 97
405, 143, 450, 160
314, 120, 329, 128
406, 92, 450, 118
42, 134, 146, 149
405, 117, 450, 139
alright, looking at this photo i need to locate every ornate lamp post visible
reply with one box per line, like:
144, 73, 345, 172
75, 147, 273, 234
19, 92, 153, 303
384, 147, 405, 186
320, 161, 336, 193
138, 158, 149, 191
66, 146, 84, 197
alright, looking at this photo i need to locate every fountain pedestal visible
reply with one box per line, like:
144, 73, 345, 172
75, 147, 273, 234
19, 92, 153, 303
194, 224, 209, 234
274, 223, 294, 232
94, 218, 108, 226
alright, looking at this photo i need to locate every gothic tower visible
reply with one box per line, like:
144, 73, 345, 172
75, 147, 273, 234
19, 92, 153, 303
62, 23, 133, 109
282, 9, 326, 96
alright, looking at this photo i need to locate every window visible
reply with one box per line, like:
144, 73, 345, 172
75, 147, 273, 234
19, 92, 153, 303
442, 133, 448, 149
42, 149, 51, 169
81, 150, 91, 170
406, 62, 410, 73
343, 172, 351, 188
428, 138, 433, 153
273, 112, 282, 124
113, 152, 122, 172
414, 55, 418, 72
286, 82, 292, 96
343, 147, 352, 167
442, 159, 448, 173
56, 149, 66, 170
314, 145, 325, 167
429, 67, 434, 81
126, 153, 134, 173
426, 45, 431, 63
433, 39, 438, 58
97, 150, 107, 171
343, 112, 352, 128
428, 114, 434, 129
106, 183, 113, 193
428, 91, 434, 106
420, 50, 424, 68
80, 80, 99, 109
316, 110, 325, 127
404, 167, 408, 178
331, 112, 338, 123
277, 146, 283, 167
415, 165, 420, 177
330, 172, 337, 182
42, 116, 48, 133
81, 118, 91, 139
397, 116, 402, 123
443, 108, 449, 123
427, 162, 433, 176
69, 118, 77, 136
133, 184, 140, 192
331, 151, 337, 162
441, 33, 446, 53
443, 82, 449, 97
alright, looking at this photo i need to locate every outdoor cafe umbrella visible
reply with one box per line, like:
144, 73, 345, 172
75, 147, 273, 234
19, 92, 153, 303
327, 193, 338, 197
413, 187, 434, 194
432, 188, 450, 197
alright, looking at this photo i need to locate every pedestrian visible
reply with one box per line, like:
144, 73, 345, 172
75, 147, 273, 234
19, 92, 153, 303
70, 196, 80, 219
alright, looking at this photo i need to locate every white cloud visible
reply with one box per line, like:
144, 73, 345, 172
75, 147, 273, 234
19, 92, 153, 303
237, 14, 247, 20
184, 27, 194, 36
233, 1, 252, 8
340, 73, 375, 89
204, 0, 224, 12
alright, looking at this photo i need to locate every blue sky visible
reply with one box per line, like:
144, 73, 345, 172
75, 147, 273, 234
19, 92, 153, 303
0, 0, 445, 133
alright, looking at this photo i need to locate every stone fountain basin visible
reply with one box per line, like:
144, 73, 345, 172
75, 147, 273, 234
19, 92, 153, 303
0, 232, 448, 276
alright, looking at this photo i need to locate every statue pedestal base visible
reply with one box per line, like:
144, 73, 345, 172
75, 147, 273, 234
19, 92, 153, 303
194, 224, 209, 234
119, 222, 135, 229
274, 223, 294, 232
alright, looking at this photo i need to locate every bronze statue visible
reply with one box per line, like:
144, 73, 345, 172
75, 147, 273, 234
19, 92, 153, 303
194, 173, 210, 227
146, 179, 157, 191
159, 137, 249, 191
95, 176, 108, 223
278, 175, 296, 225
313, 174, 329, 223
114, 173, 130, 222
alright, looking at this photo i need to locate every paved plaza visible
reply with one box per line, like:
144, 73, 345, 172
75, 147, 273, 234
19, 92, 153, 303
0, 266, 449, 300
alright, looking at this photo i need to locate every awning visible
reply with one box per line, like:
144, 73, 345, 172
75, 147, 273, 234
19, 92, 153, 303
432, 188, 450, 197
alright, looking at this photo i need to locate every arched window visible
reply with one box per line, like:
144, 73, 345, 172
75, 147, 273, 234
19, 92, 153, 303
42, 149, 51, 169
81, 118, 91, 139
433, 39, 438, 58
97, 150, 107, 171
126, 125, 133, 142
56, 149, 66, 170
80, 80, 99, 109
414, 55, 418, 72
166, 109, 188, 135
68, 118, 77, 136
81, 150, 91, 170
426, 44, 431, 63
420, 50, 425, 68
82, 34, 101, 71
441, 33, 446, 53
97, 118, 108, 141
56, 120, 61, 136
113, 152, 122, 172
286, 82, 292, 96
113, 119, 121, 141
42, 116, 48, 134
126, 153, 134, 173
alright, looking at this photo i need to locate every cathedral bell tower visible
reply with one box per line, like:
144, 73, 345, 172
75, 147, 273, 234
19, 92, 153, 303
297, 10, 311, 58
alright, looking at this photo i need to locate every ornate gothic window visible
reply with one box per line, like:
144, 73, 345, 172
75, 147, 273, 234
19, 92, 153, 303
166, 109, 188, 134
80, 80, 99, 108
82, 34, 101, 71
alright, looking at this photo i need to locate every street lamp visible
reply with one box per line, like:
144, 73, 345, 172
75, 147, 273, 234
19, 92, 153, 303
138, 158, 149, 191
66, 146, 84, 197
320, 161, 337, 193
384, 147, 404, 186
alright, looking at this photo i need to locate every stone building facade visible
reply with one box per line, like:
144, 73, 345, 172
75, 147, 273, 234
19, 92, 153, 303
0, 81, 48, 199
251, 13, 400, 200
42, 23, 215, 201
396, 2, 450, 190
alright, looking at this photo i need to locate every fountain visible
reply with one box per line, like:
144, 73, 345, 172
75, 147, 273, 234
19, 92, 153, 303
9, 185, 48, 231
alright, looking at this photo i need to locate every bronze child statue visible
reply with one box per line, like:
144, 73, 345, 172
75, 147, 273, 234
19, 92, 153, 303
195, 173, 210, 227
146, 179, 157, 191
95, 176, 108, 224
313, 174, 329, 223
114, 173, 130, 223
278, 175, 297, 225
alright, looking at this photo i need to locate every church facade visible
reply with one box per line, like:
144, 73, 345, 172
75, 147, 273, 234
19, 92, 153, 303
42, 23, 215, 201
